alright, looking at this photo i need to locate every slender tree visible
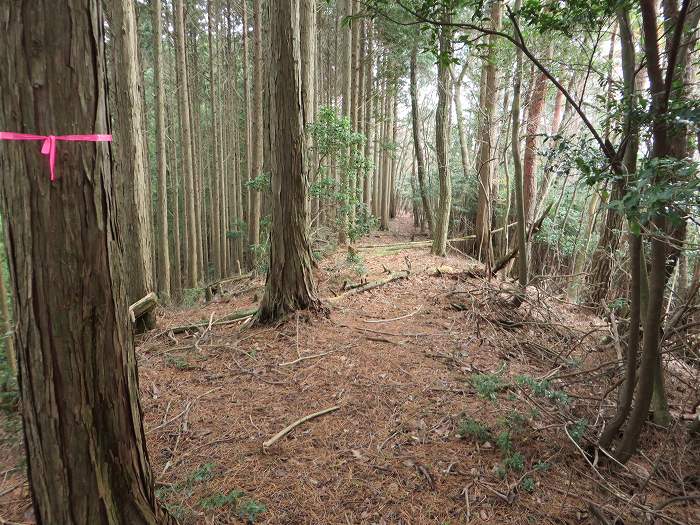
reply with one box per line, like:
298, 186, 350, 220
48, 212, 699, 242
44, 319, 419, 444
248, 0, 264, 262
431, 10, 453, 256
153, 0, 170, 300
175, 0, 199, 287
473, 0, 502, 265
410, 45, 434, 234
511, 0, 528, 301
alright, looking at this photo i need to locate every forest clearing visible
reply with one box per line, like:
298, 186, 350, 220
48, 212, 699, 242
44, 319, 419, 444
1, 0, 700, 524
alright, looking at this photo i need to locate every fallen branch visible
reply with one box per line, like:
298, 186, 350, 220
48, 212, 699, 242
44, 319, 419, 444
363, 305, 422, 323
356, 223, 517, 250
166, 307, 258, 334
492, 205, 552, 275
279, 351, 331, 367
328, 271, 409, 303
263, 406, 340, 449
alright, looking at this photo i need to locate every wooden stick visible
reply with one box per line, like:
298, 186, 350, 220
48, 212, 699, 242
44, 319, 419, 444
278, 351, 331, 367
166, 306, 258, 334
328, 271, 409, 303
263, 406, 340, 449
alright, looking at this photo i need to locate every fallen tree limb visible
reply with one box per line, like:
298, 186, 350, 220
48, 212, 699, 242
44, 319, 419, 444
279, 351, 331, 367
328, 271, 409, 303
492, 205, 552, 275
356, 223, 517, 250
263, 405, 340, 449
166, 306, 258, 334
164, 273, 409, 335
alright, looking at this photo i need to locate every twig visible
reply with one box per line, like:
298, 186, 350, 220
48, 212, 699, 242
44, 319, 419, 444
147, 387, 221, 434
363, 305, 422, 323
263, 406, 340, 449
279, 352, 331, 367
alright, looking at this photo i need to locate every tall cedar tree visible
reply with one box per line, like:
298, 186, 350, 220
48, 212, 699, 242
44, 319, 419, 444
0, 1, 172, 522
257, 0, 324, 322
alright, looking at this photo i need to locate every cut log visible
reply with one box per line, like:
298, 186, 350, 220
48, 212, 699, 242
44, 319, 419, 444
205, 272, 254, 298
128, 292, 158, 334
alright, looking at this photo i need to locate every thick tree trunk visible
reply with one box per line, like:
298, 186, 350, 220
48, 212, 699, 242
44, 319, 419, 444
152, 0, 170, 300
410, 46, 434, 235
175, 0, 198, 287
109, 0, 156, 328
431, 13, 453, 256
0, 2, 172, 522
258, 0, 323, 323
474, 0, 502, 264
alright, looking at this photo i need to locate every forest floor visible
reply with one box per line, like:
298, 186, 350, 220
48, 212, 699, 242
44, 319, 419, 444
1, 215, 699, 525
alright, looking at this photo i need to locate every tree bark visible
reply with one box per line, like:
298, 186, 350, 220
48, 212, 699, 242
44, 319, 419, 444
511, 0, 528, 300
258, 0, 324, 323
109, 0, 156, 328
338, 0, 352, 243
247, 0, 264, 261
175, 0, 199, 287
431, 11, 453, 256
152, 0, 170, 301
522, 48, 550, 224
0, 2, 172, 522
474, 0, 502, 264
410, 45, 434, 235
207, 0, 223, 281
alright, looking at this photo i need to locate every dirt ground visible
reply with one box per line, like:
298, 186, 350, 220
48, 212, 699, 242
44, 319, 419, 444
1, 215, 699, 524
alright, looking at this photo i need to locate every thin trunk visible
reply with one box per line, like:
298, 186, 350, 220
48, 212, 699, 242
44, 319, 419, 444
153, 0, 170, 300
431, 10, 453, 256
175, 0, 198, 287
511, 0, 527, 299
338, 0, 352, 244
363, 22, 374, 211
248, 0, 264, 261
208, 0, 222, 281
474, 0, 502, 264
410, 45, 434, 234
523, 48, 550, 224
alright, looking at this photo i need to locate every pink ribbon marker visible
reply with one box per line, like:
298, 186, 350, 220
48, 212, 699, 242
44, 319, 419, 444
0, 132, 112, 181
